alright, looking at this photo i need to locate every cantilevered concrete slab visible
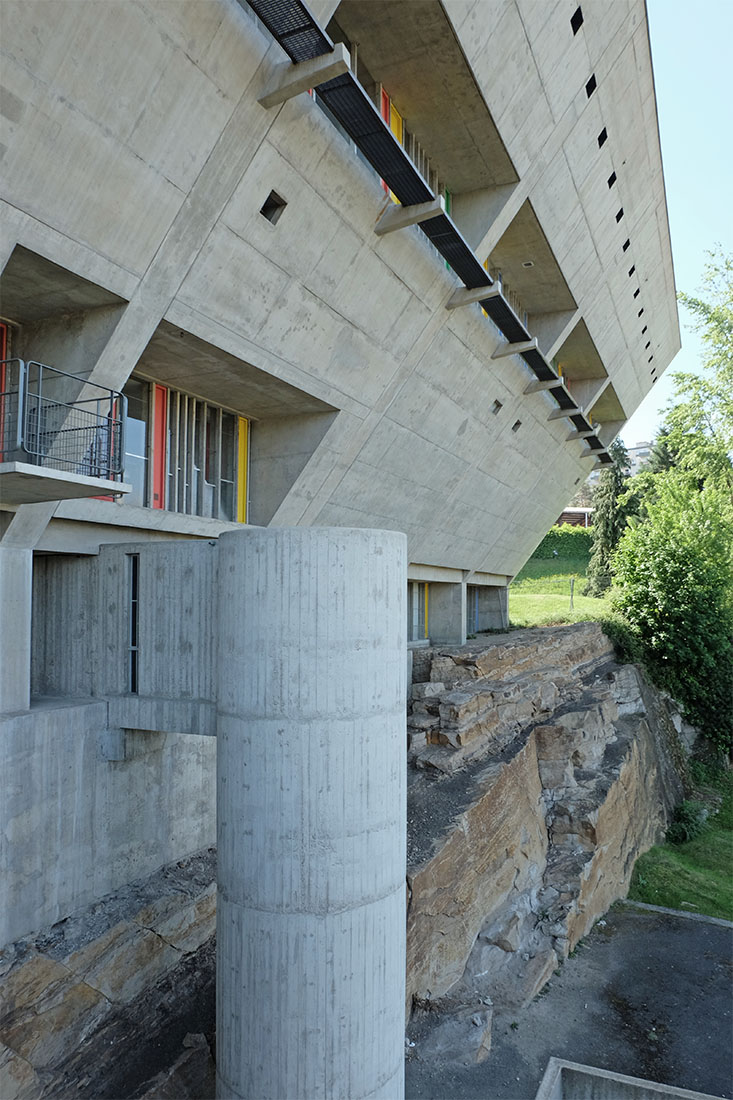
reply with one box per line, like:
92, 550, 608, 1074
0, 463, 130, 506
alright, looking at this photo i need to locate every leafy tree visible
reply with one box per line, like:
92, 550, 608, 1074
612, 475, 733, 751
583, 439, 629, 596
646, 426, 678, 474
668, 249, 733, 496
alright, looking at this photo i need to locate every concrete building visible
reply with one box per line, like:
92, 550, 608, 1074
0, 0, 678, 1093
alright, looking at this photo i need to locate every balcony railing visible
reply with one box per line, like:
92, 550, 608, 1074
0, 359, 126, 480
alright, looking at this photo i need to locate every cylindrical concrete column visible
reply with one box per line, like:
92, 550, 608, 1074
216, 527, 407, 1100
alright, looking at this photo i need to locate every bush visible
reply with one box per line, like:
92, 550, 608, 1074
531, 524, 593, 561
612, 476, 733, 751
666, 800, 708, 844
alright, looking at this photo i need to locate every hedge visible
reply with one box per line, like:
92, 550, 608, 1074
530, 524, 594, 560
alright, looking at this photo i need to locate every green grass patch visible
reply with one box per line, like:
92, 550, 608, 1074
628, 766, 733, 922
509, 591, 609, 627
509, 553, 609, 626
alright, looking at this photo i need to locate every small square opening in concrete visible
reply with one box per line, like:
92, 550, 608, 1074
511, 419, 521, 432
260, 191, 287, 225
615, 207, 624, 222
645, 340, 651, 349
628, 265, 635, 276
571, 6, 584, 34
641, 324, 648, 333
585, 74, 597, 98
597, 127, 608, 148
492, 399, 503, 415
633, 288, 640, 298
638, 307, 644, 317
607, 171, 617, 188
622, 238, 631, 251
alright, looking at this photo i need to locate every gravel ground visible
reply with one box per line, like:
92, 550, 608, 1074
406, 901, 733, 1100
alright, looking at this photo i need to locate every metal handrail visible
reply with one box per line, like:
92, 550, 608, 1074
0, 358, 126, 479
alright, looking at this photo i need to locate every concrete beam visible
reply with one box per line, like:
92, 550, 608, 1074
566, 427, 599, 440
374, 196, 444, 236
446, 284, 499, 310
491, 337, 539, 360
548, 405, 580, 421
597, 420, 626, 446
258, 43, 350, 109
216, 527, 406, 1100
572, 376, 610, 413
581, 445, 608, 460
524, 377, 561, 394
528, 308, 581, 361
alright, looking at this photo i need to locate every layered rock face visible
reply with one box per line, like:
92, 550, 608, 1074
0, 850, 216, 1100
406, 623, 686, 1038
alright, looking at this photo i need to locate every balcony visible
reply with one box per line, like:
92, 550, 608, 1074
0, 359, 131, 505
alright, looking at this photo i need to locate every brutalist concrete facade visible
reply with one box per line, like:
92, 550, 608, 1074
0, 0, 678, 1091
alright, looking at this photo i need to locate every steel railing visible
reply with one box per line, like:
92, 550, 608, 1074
0, 359, 126, 480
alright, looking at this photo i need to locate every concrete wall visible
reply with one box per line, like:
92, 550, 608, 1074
1, 701, 215, 945
32, 541, 218, 704
0, 0, 678, 579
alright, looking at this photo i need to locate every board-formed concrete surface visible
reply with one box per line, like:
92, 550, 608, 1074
406, 902, 733, 1100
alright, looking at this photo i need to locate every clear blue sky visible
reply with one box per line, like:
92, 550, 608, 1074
621, 0, 733, 447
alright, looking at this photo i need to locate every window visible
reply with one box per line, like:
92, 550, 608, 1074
633, 288, 640, 298
260, 191, 287, 225
628, 265, 636, 277
622, 238, 631, 252
615, 208, 624, 222
597, 127, 608, 148
571, 6, 584, 34
585, 74, 597, 98
122, 377, 149, 508
607, 171, 617, 188
122, 377, 248, 522
407, 581, 429, 642
128, 553, 139, 694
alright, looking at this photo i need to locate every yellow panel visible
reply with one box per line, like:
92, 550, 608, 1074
389, 103, 403, 144
237, 417, 248, 524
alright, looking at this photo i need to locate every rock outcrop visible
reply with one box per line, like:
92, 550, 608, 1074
406, 623, 687, 1032
0, 850, 216, 1100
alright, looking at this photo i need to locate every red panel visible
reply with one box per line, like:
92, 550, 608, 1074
152, 384, 167, 509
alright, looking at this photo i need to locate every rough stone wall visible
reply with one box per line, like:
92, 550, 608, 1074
406, 624, 687, 1024
0, 850, 216, 1100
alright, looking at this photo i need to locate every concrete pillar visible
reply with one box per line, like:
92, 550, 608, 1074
0, 547, 32, 713
216, 527, 407, 1100
428, 580, 467, 645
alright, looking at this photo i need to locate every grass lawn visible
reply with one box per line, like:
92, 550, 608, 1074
509, 555, 609, 627
628, 766, 733, 922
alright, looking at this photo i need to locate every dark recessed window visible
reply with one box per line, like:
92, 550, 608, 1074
260, 190, 287, 224
628, 265, 636, 277
512, 419, 522, 433
648, 355, 654, 363
633, 288, 640, 298
638, 307, 644, 317
641, 325, 648, 334
492, 399, 503, 415
598, 127, 608, 148
522, 260, 534, 268
607, 171, 617, 188
644, 341, 651, 349
615, 208, 624, 222
571, 6, 584, 34
652, 378, 657, 384
622, 238, 631, 251
585, 74, 597, 98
